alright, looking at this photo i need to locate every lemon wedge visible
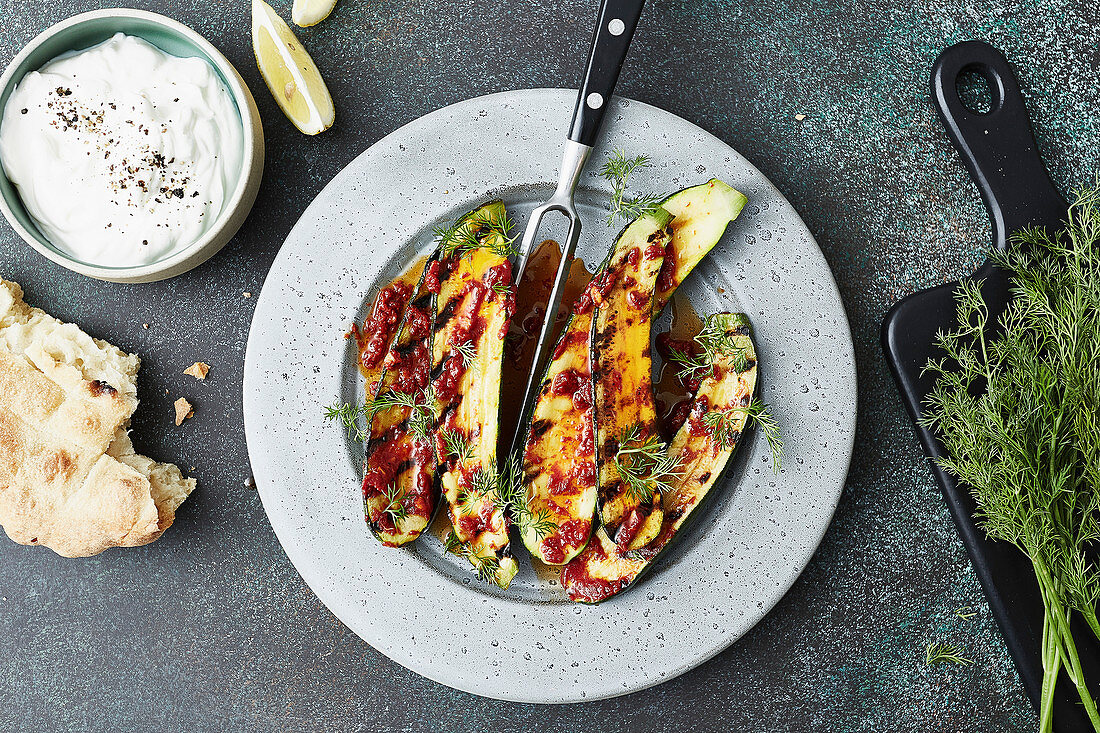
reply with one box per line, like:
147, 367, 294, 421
293, 0, 338, 27
252, 0, 335, 135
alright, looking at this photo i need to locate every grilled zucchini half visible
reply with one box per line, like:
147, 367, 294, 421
519, 180, 748, 565
361, 255, 440, 545
591, 209, 673, 552
561, 312, 759, 603
431, 201, 519, 589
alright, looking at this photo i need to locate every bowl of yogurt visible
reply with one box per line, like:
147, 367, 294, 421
0, 9, 264, 283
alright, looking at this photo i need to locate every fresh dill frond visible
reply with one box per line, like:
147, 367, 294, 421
955, 606, 978, 621
379, 483, 410, 525
518, 507, 558, 540
457, 466, 496, 514
925, 642, 973, 666
442, 529, 464, 555
492, 456, 558, 539
703, 401, 783, 474
323, 400, 371, 442
702, 408, 743, 450
452, 340, 477, 368
362, 387, 436, 442
670, 315, 752, 383
616, 192, 663, 223
440, 428, 472, 465
472, 552, 502, 585
598, 149, 661, 226
921, 188, 1100, 727
433, 207, 519, 260
441, 530, 503, 585
614, 423, 682, 503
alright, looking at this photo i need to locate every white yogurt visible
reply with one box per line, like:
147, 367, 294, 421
0, 34, 244, 267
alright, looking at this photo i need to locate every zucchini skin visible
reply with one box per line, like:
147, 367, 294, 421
591, 209, 674, 551
431, 201, 518, 588
519, 180, 748, 565
562, 313, 759, 603
361, 254, 439, 546
654, 180, 747, 310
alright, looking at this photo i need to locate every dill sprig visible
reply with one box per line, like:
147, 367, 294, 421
489, 281, 512, 297
495, 456, 557, 540
955, 606, 978, 621
614, 424, 682, 503
921, 188, 1100, 730
703, 401, 783, 473
668, 314, 752, 382
440, 428, 473, 465
367, 387, 436, 442
925, 642, 973, 666
324, 400, 371, 442
442, 530, 503, 585
453, 458, 558, 540
433, 207, 518, 259
379, 483, 410, 526
323, 387, 436, 443
452, 339, 476, 368
598, 149, 662, 226
457, 466, 497, 515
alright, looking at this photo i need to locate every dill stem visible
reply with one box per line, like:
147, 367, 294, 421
1038, 566, 1062, 733
1037, 558, 1100, 731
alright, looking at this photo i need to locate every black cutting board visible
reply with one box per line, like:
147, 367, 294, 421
882, 40, 1099, 732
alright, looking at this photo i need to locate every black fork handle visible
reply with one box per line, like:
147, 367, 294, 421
931, 40, 1065, 247
568, 0, 646, 147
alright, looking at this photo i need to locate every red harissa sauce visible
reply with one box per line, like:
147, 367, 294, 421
561, 542, 626, 603
358, 281, 412, 370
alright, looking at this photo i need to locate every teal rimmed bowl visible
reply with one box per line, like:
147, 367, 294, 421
0, 9, 265, 283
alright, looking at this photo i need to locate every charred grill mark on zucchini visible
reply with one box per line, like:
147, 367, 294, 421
562, 313, 759, 603
431, 201, 518, 589
361, 255, 440, 547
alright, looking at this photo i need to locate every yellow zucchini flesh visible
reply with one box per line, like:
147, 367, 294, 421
519, 208, 671, 563
592, 207, 674, 551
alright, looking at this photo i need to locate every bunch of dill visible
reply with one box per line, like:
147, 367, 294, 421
923, 189, 1100, 732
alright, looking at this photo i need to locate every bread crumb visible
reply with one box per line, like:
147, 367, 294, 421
142, 323, 149, 329
243, 291, 252, 298
174, 398, 194, 426
794, 113, 806, 121
184, 362, 210, 380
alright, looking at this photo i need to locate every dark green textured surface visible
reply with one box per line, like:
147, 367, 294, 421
1, 1, 1097, 731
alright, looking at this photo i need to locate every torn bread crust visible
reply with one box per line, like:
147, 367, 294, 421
0, 280, 196, 557
174, 397, 194, 425
184, 362, 210, 380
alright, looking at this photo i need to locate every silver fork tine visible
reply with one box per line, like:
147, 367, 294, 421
509, 142, 591, 455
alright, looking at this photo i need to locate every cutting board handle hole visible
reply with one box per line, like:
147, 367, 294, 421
955, 64, 1002, 116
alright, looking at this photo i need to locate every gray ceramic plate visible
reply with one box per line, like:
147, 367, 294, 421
243, 89, 856, 703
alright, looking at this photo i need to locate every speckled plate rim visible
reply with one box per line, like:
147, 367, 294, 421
244, 89, 856, 703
